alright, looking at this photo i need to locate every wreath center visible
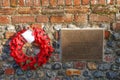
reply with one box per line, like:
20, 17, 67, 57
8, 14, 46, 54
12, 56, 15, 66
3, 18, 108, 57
22, 43, 40, 57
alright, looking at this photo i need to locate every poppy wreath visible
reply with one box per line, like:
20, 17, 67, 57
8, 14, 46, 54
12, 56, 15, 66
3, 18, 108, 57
9, 26, 54, 70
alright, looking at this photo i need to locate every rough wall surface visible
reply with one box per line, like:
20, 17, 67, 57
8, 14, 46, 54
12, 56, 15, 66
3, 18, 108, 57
0, 0, 120, 80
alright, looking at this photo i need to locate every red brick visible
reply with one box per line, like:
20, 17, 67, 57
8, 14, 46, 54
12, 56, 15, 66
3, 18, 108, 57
64, 14, 73, 22
58, 0, 64, 6
36, 15, 49, 23
89, 14, 115, 22
98, 0, 106, 5
50, 0, 57, 7
12, 16, 35, 24
65, 0, 72, 6
26, 0, 33, 6
74, 62, 86, 69
50, 16, 64, 23
5, 68, 15, 75
18, 7, 40, 14
81, 0, 90, 5
0, 8, 16, 15
91, 0, 98, 5
41, 0, 49, 6
74, 0, 81, 6
5, 32, 15, 39
74, 14, 87, 23
2, 0, 10, 7
10, 0, 17, 7
0, 16, 10, 24
18, 0, 25, 6
18, 7, 31, 14
33, 0, 41, 6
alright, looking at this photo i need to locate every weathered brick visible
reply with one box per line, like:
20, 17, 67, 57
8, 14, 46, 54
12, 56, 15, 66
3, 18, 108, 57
91, 0, 98, 5
54, 31, 59, 40
64, 14, 73, 22
113, 23, 120, 32
89, 14, 115, 22
18, 0, 25, 6
0, 45, 4, 53
0, 1, 2, 7
5, 68, 15, 75
52, 54, 60, 62
117, 0, 120, 4
74, 14, 87, 23
50, 0, 57, 7
65, 6, 89, 13
50, 16, 64, 23
30, 24, 42, 29
41, 0, 49, 6
5, 32, 15, 39
12, 16, 35, 24
26, 0, 33, 6
0, 16, 10, 24
98, 0, 106, 5
87, 62, 97, 70
2, 0, 10, 7
36, 15, 49, 23
55, 77, 61, 80
42, 8, 64, 14
65, 0, 72, 6
81, 0, 90, 5
58, 0, 64, 6
0, 8, 16, 15
91, 5, 117, 14
10, 0, 17, 7
33, 0, 41, 6
66, 69, 81, 76
105, 30, 110, 39
31, 7, 40, 14
0, 61, 5, 68
74, 0, 81, 6
107, 0, 115, 4
18, 7, 31, 14
103, 54, 114, 62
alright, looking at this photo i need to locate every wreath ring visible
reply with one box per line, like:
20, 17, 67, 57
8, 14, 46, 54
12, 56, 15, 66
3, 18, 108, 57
10, 26, 54, 70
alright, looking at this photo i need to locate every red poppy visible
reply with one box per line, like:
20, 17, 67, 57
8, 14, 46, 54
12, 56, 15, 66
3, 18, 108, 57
10, 26, 54, 70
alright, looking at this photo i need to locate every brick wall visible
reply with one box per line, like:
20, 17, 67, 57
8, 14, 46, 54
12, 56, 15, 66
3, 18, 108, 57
0, 0, 120, 80
0, 0, 118, 25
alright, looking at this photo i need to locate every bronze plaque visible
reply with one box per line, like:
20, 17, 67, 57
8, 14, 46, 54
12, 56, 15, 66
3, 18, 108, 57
61, 29, 104, 61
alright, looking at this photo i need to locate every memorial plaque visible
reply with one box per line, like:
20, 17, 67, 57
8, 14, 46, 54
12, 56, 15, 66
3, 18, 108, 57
61, 28, 104, 61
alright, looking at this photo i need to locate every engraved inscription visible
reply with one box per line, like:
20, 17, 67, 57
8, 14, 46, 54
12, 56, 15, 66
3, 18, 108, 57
61, 29, 104, 61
